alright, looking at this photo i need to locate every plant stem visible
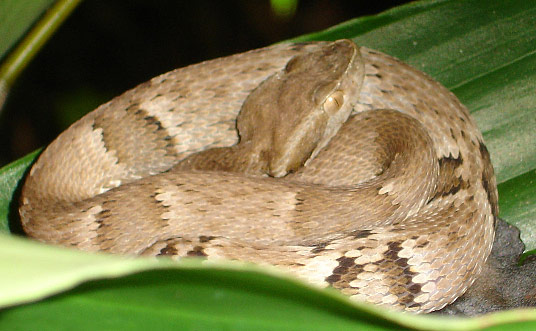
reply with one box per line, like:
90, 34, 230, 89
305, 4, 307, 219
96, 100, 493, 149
0, 0, 82, 110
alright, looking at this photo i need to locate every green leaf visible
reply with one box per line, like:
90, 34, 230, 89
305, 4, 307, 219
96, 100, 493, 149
497, 170, 536, 253
1, 0, 535, 329
2, 234, 536, 330
0, 150, 39, 234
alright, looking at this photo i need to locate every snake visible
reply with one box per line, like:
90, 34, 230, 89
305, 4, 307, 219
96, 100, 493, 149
19, 39, 499, 313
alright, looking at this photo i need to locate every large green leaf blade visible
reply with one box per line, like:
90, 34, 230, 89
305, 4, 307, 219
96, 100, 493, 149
3, 234, 536, 331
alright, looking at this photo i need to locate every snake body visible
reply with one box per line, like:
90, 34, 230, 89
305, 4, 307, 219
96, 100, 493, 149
20, 40, 498, 312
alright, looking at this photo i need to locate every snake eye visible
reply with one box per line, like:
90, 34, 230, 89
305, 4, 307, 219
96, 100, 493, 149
323, 90, 344, 114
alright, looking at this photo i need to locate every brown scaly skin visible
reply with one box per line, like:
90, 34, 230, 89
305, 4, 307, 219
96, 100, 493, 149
20, 40, 498, 313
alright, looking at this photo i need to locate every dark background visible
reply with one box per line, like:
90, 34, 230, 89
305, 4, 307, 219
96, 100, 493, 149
1, 0, 409, 166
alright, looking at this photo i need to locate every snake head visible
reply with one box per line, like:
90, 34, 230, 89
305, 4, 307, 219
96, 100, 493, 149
237, 39, 365, 177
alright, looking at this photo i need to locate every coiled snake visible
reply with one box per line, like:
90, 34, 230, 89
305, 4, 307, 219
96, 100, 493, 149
20, 40, 498, 313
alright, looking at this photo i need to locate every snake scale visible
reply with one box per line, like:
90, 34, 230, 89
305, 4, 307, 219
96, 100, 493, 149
20, 40, 498, 313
